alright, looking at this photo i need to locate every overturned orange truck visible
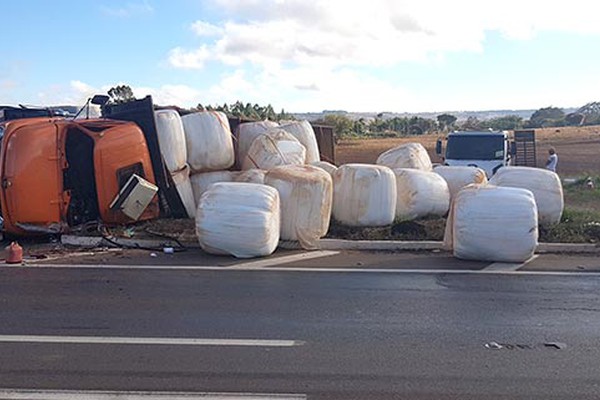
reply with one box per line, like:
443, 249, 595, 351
0, 97, 188, 236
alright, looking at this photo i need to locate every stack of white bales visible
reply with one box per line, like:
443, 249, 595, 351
332, 164, 396, 226
444, 184, 538, 262
182, 111, 236, 216
155, 109, 196, 218
265, 165, 332, 249
196, 182, 280, 258
489, 166, 563, 225
242, 129, 306, 170
434, 166, 488, 201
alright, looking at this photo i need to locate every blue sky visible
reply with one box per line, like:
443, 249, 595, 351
2, 0, 600, 113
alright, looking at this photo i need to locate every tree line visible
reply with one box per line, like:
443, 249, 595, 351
106, 85, 600, 139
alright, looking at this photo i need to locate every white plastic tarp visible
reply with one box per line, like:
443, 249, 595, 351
489, 166, 564, 225
236, 120, 279, 168
265, 165, 332, 249
154, 109, 187, 173
433, 166, 488, 201
444, 184, 538, 262
196, 182, 280, 258
182, 111, 235, 173
376, 142, 433, 171
394, 168, 450, 220
234, 169, 267, 184
190, 170, 239, 207
279, 120, 321, 164
332, 164, 396, 226
311, 161, 338, 177
242, 129, 306, 170
171, 165, 197, 219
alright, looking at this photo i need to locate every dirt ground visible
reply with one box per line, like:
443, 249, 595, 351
336, 125, 600, 177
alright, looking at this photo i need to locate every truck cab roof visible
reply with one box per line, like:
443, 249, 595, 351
449, 130, 506, 137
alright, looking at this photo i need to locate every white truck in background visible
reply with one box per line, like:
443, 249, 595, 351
436, 130, 516, 178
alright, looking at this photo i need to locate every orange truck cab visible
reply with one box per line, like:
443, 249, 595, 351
0, 117, 159, 236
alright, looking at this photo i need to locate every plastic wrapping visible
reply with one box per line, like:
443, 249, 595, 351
376, 142, 432, 171
154, 109, 187, 173
394, 168, 449, 220
311, 161, 338, 177
444, 184, 538, 262
234, 169, 266, 184
242, 129, 306, 170
170, 165, 197, 219
332, 164, 396, 226
196, 182, 280, 258
433, 166, 488, 201
489, 166, 563, 225
279, 120, 321, 163
182, 111, 235, 172
190, 171, 239, 207
236, 120, 279, 168
265, 165, 332, 249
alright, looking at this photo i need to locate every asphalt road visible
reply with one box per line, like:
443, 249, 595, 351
1, 265, 600, 399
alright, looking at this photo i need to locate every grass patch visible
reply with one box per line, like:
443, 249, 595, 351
539, 208, 600, 243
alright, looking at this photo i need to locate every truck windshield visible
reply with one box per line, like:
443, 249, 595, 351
446, 135, 504, 160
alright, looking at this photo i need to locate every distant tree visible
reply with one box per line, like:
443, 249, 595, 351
437, 114, 457, 131
576, 102, 600, 125
107, 85, 135, 104
322, 114, 355, 139
565, 112, 585, 126
528, 106, 565, 128
482, 115, 524, 130
459, 116, 483, 131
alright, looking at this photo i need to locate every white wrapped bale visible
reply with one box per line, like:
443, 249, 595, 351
332, 164, 396, 226
489, 166, 563, 225
394, 168, 450, 220
242, 129, 306, 170
444, 184, 538, 263
190, 171, 239, 207
236, 121, 279, 168
182, 111, 235, 173
234, 169, 266, 184
279, 120, 320, 163
376, 143, 432, 171
154, 109, 187, 173
171, 165, 196, 219
196, 182, 280, 258
433, 166, 488, 201
265, 165, 333, 249
311, 161, 338, 177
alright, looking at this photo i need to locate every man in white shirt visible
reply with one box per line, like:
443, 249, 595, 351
546, 147, 558, 172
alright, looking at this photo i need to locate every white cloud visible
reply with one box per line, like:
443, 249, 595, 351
101, 1, 154, 18
191, 21, 224, 37
171, 0, 600, 71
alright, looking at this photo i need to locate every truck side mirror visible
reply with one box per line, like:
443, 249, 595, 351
510, 141, 517, 156
435, 139, 442, 155
91, 95, 110, 106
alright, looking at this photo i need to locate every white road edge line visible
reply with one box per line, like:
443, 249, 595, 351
2, 263, 599, 277
483, 255, 539, 272
0, 335, 303, 347
227, 250, 339, 269
0, 389, 307, 400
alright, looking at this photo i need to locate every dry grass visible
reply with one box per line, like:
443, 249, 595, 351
336, 125, 600, 177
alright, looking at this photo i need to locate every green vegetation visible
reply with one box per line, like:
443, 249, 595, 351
107, 85, 136, 104
196, 101, 293, 121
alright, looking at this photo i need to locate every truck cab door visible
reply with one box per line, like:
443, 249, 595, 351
1, 122, 65, 234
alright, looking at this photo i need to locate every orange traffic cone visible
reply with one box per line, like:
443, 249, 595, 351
6, 242, 23, 264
